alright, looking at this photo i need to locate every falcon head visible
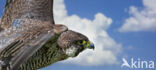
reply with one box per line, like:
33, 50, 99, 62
57, 30, 95, 57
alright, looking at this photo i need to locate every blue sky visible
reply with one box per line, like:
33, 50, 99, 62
0, 0, 156, 70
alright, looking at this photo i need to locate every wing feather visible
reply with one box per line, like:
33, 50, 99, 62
0, 18, 54, 70
10, 31, 54, 70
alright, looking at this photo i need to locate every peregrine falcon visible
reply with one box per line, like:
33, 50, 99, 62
0, 0, 94, 70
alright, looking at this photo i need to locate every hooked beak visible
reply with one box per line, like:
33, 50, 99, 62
88, 41, 95, 50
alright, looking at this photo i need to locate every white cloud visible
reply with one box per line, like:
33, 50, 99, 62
54, 0, 122, 66
119, 0, 156, 32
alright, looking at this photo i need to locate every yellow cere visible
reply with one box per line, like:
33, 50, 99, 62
86, 41, 91, 48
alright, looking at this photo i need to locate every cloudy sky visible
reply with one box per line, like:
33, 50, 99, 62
0, 0, 156, 70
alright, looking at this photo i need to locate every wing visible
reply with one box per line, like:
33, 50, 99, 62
0, 0, 54, 30
0, 19, 55, 70
0, 0, 68, 69
0, 19, 3, 32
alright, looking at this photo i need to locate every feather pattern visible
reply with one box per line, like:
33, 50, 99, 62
0, 0, 54, 30
0, 18, 55, 70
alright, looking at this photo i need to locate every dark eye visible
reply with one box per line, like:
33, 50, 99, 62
79, 40, 83, 43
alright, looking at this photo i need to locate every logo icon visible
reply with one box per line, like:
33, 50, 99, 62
121, 58, 131, 68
